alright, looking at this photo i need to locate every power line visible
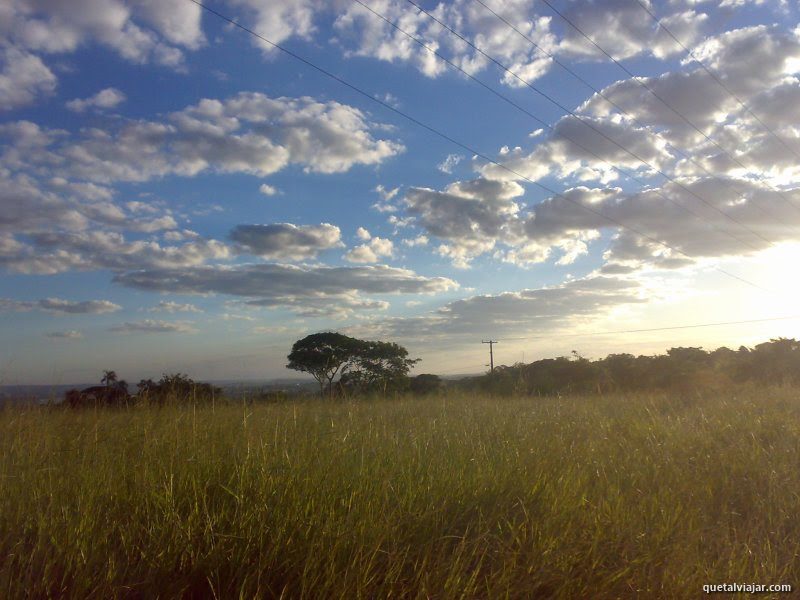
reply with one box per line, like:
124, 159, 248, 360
188, 0, 768, 295
469, 0, 789, 228
400, 0, 777, 249
633, 0, 800, 164
536, 0, 800, 216
355, 0, 770, 255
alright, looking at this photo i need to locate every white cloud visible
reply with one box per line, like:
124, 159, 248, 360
2, 92, 404, 184
1, 230, 231, 275
558, 0, 707, 60
227, 0, 323, 51
344, 237, 394, 263
0, 47, 57, 111
3, 0, 204, 68
375, 184, 400, 201
404, 178, 524, 266
259, 183, 278, 196
66, 87, 126, 112
356, 227, 372, 241
437, 153, 464, 174
402, 234, 429, 247
334, 0, 557, 86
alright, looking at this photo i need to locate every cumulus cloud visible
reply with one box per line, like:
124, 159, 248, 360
0, 230, 231, 275
479, 114, 673, 185
0, 47, 57, 111
524, 181, 800, 270
404, 178, 525, 267
66, 87, 126, 112
580, 25, 800, 153
558, 0, 707, 60
2, 0, 204, 69
402, 234, 429, 247
227, 0, 323, 50
344, 237, 394, 263
355, 227, 371, 241
334, 0, 557, 85
1, 92, 403, 184
230, 223, 343, 261
110, 319, 196, 334
259, 183, 278, 196
0, 157, 180, 248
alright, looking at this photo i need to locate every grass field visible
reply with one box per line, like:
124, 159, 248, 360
1, 388, 799, 598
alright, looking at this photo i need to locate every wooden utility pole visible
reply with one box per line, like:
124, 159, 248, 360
482, 340, 498, 373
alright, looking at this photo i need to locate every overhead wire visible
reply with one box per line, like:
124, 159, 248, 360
182, 0, 800, 379
633, 0, 800, 164
401, 0, 780, 248
470, 0, 792, 228
187, 0, 770, 296
354, 0, 769, 254
536, 0, 800, 215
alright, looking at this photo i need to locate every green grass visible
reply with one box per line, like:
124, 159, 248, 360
1, 388, 799, 598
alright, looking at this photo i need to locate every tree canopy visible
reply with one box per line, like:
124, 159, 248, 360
287, 333, 418, 398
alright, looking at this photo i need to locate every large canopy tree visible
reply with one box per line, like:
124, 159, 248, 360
286, 332, 364, 399
286, 333, 418, 398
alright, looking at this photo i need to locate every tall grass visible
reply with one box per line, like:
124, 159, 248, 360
1, 388, 799, 598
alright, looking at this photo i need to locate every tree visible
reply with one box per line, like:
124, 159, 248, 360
410, 374, 442, 395
286, 333, 419, 398
286, 333, 363, 399
137, 373, 221, 405
349, 340, 419, 395
101, 370, 118, 388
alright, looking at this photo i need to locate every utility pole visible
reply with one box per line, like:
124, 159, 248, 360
482, 340, 498, 373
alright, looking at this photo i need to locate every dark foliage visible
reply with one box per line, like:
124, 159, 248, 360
137, 373, 222, 405
409, 374, 443, 395
287, 333, 419, 398
458, 338, 800, 396
64, 371, 132, 408
64, 372, 220, 408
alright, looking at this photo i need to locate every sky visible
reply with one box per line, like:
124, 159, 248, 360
2, 0, 800, 385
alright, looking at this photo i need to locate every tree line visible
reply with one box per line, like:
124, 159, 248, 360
63, 335, 800, 407
65, 371, 221, 408
461, 338, 800, 396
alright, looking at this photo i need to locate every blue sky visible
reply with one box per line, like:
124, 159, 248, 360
2, 0, 800, 384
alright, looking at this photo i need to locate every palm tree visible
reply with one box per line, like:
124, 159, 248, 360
101, 370, 118, 388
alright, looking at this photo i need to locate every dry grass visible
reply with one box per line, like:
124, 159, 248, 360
1, 388, 799, 598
